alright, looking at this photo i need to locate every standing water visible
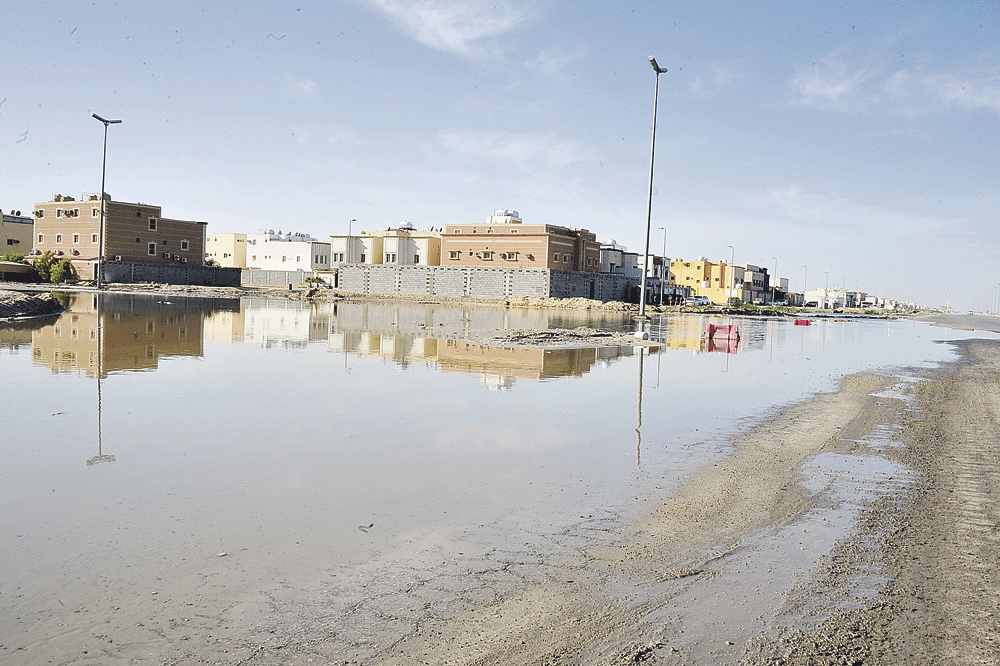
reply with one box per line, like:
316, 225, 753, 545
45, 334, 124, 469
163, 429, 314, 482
0, 293, 992, 663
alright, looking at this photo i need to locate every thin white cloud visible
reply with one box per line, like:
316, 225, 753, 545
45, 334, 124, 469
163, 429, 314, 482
789, 54, 873, 109
362, 0, 539, 57
923, 72, 1000, 115
524, 46, 586, 77
436, 129, 600, 168
285, 73, 318, 99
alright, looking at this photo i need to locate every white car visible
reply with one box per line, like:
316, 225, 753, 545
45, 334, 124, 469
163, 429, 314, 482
685, 295, 710, 306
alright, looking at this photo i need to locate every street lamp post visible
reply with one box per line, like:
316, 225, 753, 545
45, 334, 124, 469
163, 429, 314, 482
348, 218, 356, 264
803, 265, 808, 305
726, 245, 735, 304
92, 113, 121, 289
770, 256, 777, 304
658, 225, 666, 305
825, 271, 830, 309
639, 55, 668, 320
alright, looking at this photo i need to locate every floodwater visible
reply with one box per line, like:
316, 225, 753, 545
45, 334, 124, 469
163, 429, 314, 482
0, 294, 995, 663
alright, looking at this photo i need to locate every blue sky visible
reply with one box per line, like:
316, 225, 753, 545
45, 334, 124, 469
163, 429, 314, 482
3, 1, 998, 309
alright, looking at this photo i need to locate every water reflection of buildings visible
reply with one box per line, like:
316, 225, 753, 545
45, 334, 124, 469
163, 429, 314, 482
325, 301, 635, 388
31, 294, 237, 377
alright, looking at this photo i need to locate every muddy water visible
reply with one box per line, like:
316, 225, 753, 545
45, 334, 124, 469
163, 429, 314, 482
0, 295, 993, 664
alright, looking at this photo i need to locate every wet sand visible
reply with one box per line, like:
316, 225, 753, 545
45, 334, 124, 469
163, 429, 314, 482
4, 312, 998, 665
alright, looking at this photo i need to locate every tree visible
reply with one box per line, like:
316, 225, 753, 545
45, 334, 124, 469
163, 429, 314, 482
50, 259, 73, 284
31, 251, 56, 282
0, 251, 27, 263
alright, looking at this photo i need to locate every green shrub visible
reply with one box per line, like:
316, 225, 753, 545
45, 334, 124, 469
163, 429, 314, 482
1, 251, 27, 263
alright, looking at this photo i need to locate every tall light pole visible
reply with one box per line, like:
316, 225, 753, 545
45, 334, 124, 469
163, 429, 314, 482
824, 271, 829, 309
841, 275, 846, 307
658, 225, 666, 305
639, 55, 668, 320
348, 218, 356, 264
803, 265, 808, 305
770, 256, 777, 304
727, 244, 735, 304
92, 113, 121, 289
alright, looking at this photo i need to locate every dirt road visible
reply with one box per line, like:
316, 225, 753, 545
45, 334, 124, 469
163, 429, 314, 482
743, 335, 1000, 665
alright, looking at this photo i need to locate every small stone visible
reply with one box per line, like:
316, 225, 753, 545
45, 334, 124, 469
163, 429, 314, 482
218, 552, 228, 557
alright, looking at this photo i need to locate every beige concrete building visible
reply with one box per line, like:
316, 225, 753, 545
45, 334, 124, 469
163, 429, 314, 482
206, 233, 248, 268
329, 222, 442, 266
2, 209, 33, 254
32, 194, 207, 279
440, 210, 601, 272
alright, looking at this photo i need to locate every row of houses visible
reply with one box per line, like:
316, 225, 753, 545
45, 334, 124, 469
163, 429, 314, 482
3, 195, 898, 308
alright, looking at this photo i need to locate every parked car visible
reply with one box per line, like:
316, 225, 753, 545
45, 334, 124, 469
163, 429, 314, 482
685, 295, 711, 306
804, 301, 819, 308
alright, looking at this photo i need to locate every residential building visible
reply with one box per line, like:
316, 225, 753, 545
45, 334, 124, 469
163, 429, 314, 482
330, 222, 442, 266
31, 194, 207, 279
598, 241, 641, 277
206, 233, 248, 268
670, 257, 746, 304
440, 210, 601, 272
246, 230, 331, 271
1, 209, 33, 253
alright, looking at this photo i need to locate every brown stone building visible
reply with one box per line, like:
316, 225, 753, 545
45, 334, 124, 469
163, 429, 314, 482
32, 194, 207, 279
440, 210, 601, 273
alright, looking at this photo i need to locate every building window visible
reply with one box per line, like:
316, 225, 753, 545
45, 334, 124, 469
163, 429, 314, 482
148, 218, 157, 231
454, 229, 461, 233
36, 210, 44, 218
38, 234, 44, 243
56, 209, 63, 218
413, 255, 420, 264
510, 229, 518, 234
74, 208, 80, 217
385, 253, 397, 263
360, 253, 366, 262
181, 240, 189, 250
73, 234, 79, 244
563, 254, 569, 263
296, 256, 301, 262
56, 234, 62, 243
501, 252, 516, 260
91, 234, 98, 243
449, 251, 460, 260
282, 256, 287, 262
148, 242, 156, 255
553, 252, 559, 262
251, 255, 256, 261
92, 208, 99, 217
6, 239, 14, 246
482, 251, 493, 260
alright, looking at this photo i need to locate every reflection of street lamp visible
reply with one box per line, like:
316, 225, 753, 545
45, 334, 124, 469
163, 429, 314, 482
639, 55, 668, 320
92, 113, 122, 289
658, 226, 666, 305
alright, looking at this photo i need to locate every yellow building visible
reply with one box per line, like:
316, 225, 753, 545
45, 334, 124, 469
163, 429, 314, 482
2, 209, 33, 253
206, 233, 247, 268
669, 258, 746, 304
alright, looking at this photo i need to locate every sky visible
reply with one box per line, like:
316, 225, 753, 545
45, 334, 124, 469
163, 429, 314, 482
2, 1, 998, 310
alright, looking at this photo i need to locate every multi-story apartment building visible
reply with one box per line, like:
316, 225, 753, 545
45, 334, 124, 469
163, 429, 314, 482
32, 194, 207, 279
206, 233, 248, 268
440, 210, 601, 273
1, 209, 33, 253
329, 222, 442, 266
245, 230, 331, 271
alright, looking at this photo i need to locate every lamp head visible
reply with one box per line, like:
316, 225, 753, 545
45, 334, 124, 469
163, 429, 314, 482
648, 56, 667, 73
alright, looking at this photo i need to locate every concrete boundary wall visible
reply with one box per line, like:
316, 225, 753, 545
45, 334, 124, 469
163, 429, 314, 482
241, 269, 310, 286
103, 261, 241, 287
336, 265, 633, 302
